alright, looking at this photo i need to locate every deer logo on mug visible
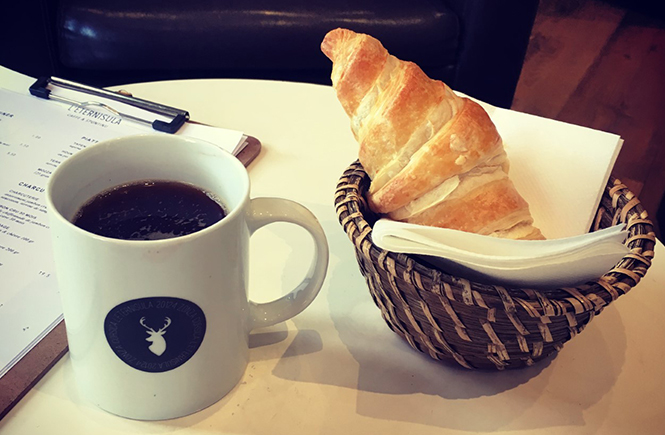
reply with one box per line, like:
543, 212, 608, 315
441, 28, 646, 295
139, 316, 171, 356
104, 297, 206, 373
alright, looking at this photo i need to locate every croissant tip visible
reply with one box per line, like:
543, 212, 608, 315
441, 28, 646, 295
321, 28, 350, 58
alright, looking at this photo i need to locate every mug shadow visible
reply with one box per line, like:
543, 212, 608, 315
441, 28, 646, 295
269, 224, 627, 432
248, 326, 323, 361
249, 329, 290, 349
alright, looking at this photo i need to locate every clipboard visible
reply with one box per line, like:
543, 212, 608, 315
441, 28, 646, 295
27, 76, 261, 166
0, 77, 261, 420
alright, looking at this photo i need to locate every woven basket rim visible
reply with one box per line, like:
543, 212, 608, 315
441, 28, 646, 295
335, 160, 656, 316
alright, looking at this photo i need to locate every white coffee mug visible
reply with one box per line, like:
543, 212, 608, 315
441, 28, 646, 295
46, 134, 329, 420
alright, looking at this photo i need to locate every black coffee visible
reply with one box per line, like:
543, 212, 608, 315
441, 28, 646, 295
72, 180, 226, 240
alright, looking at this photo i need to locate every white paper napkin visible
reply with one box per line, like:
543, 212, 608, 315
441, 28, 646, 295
372, 219, 629, 288
463, 95, 623, 240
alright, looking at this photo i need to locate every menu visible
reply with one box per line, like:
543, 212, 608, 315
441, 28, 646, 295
0, 86, 244, 378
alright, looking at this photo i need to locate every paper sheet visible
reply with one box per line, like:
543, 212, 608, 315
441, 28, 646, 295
477, 99, 623, 239
0, 86, 244, 379
45, 82, 248, 156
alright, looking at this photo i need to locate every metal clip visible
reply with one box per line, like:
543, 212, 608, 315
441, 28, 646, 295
29, 77, 189, 133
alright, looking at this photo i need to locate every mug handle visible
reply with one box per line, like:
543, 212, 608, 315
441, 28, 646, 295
246, 197, 329, 330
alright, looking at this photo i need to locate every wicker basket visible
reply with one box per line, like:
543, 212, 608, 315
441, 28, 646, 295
335, 161, 656, 370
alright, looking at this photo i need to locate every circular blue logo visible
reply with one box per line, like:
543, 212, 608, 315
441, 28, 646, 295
104, 297, 206, 373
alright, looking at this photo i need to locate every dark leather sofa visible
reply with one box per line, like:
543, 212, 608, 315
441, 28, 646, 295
2, 0, 539, 109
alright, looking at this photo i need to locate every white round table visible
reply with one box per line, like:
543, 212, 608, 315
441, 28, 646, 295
1, 72, 664, 435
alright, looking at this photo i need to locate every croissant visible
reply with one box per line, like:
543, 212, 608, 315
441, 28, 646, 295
322, 28, 543, 240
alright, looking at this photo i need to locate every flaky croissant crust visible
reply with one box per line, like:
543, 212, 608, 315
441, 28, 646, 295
322, 28, 543, 240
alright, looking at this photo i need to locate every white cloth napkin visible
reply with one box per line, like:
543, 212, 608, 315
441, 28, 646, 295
371, 219, 629, 288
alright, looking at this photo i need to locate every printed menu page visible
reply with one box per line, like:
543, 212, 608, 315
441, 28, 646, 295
0, 87, 243, 378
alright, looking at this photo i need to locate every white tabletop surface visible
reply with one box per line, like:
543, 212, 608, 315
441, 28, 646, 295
1, 69, 664, 434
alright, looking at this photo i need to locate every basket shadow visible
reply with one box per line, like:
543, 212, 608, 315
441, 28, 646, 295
271, 227, 627, 432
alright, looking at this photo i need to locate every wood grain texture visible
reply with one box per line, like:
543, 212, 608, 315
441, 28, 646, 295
512, 0, 665, 238
513, 0, 626, 117
0, 322, 68, 420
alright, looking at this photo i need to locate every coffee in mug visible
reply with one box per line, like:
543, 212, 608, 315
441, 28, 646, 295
73, 180, 227, 240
